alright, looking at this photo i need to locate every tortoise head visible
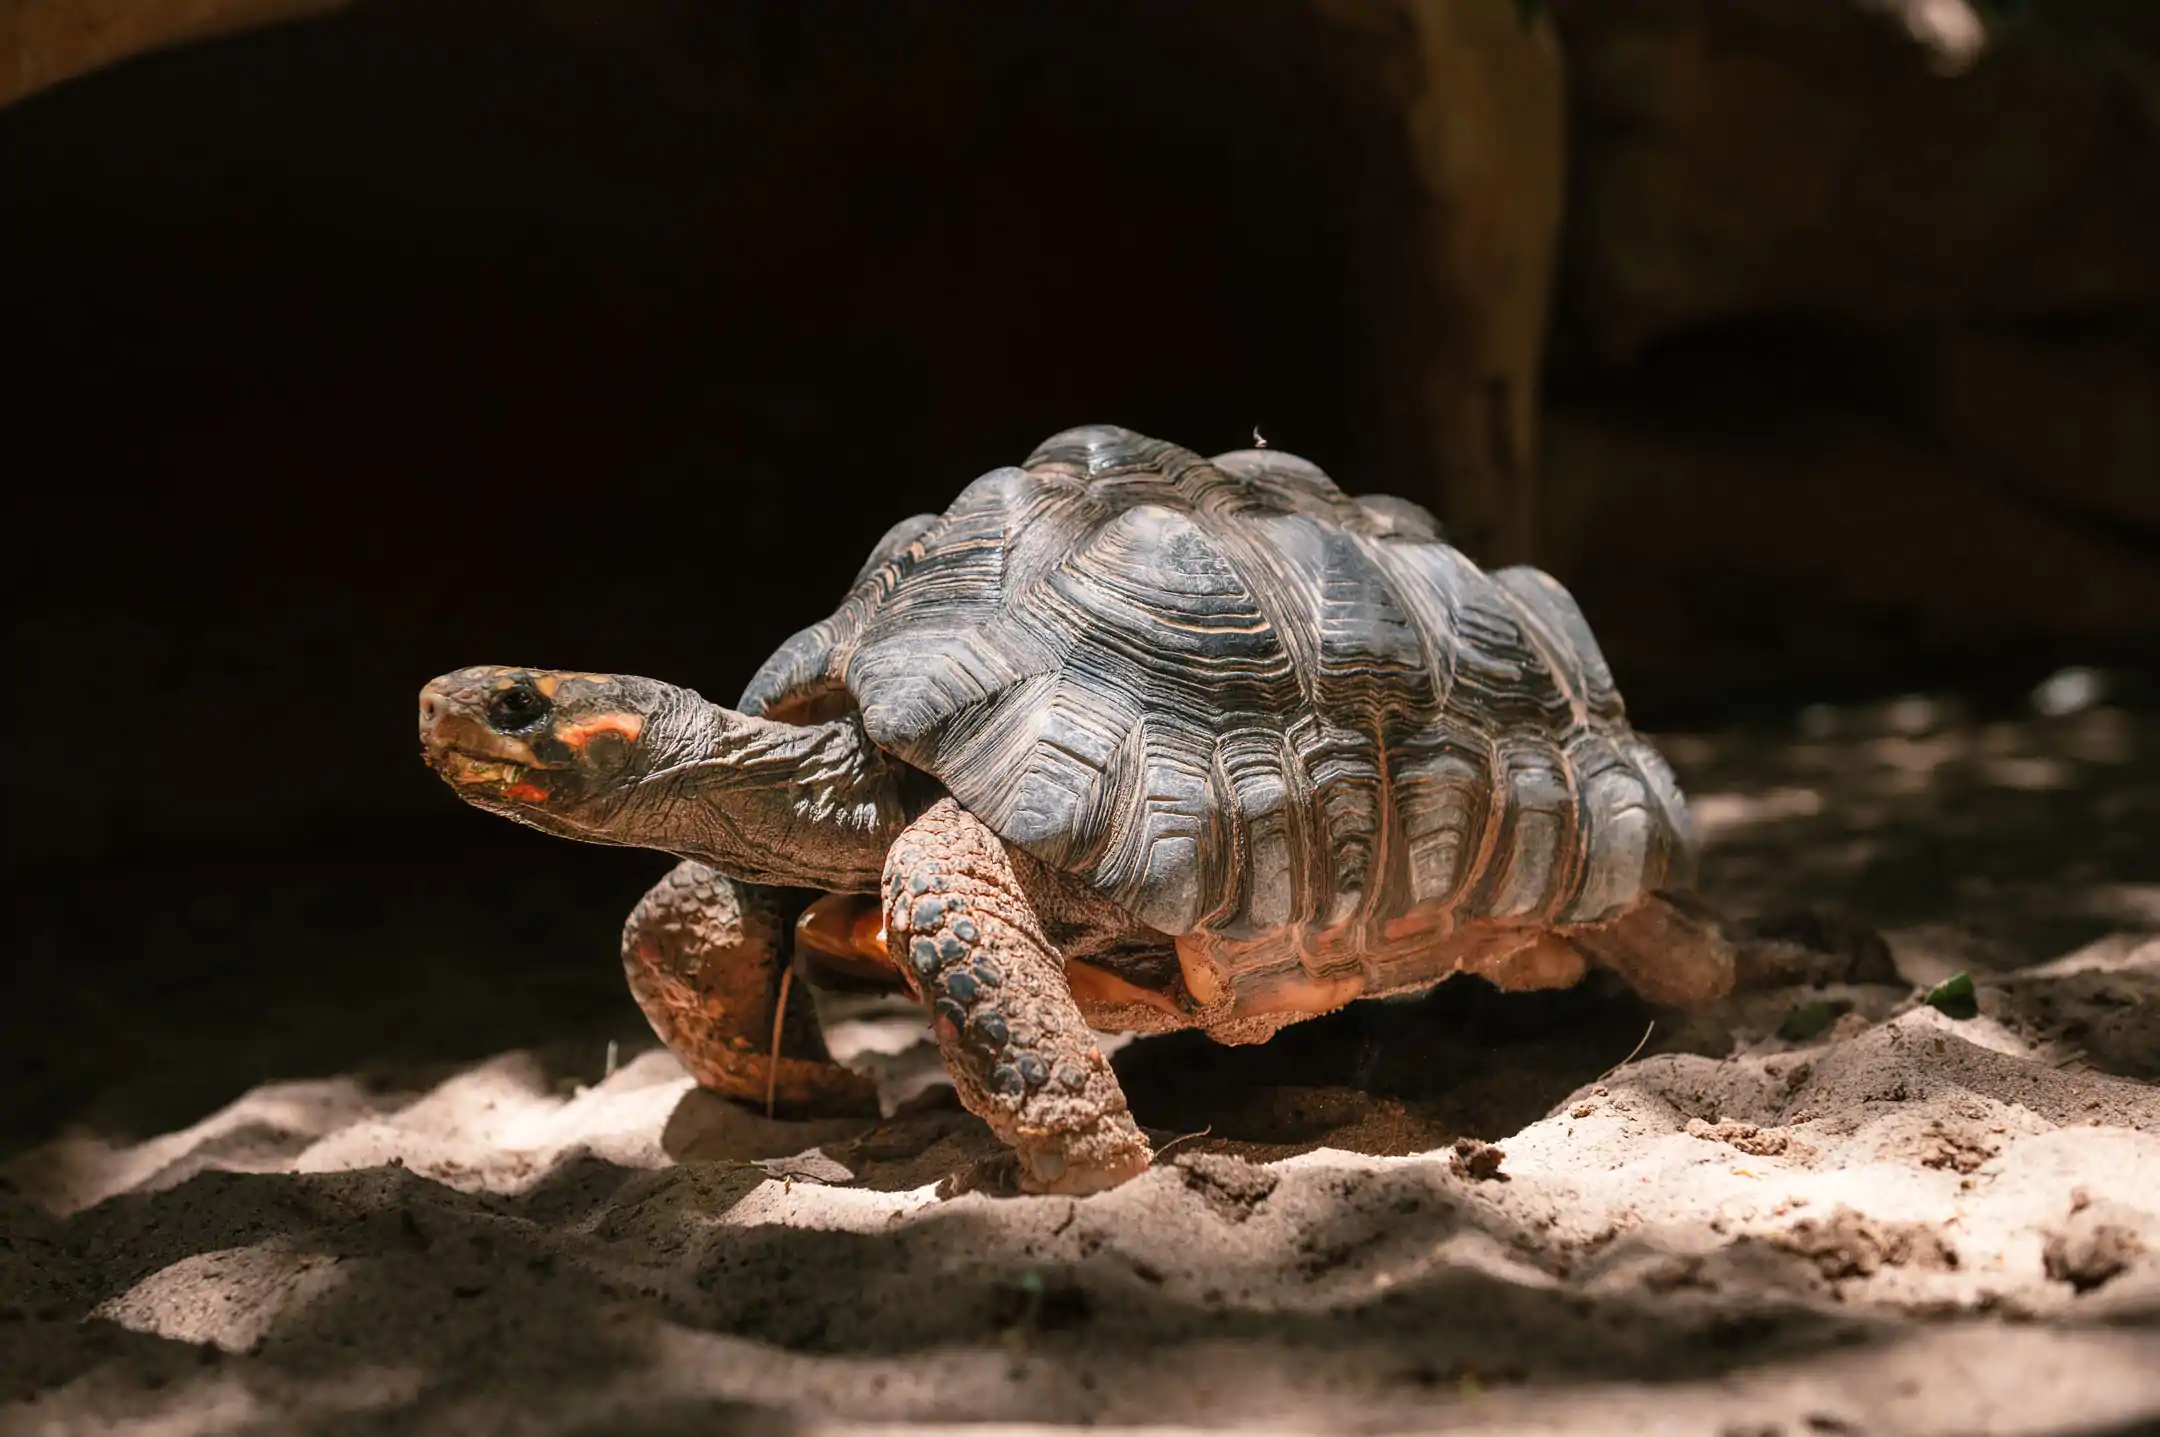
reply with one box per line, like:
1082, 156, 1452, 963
418, 664, 912, 889
418, 666, 689, 838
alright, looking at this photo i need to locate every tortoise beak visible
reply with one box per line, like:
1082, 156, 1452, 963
418, 676, 545, 785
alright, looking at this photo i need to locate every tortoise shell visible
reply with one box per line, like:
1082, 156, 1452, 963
743, 425, 1696, 966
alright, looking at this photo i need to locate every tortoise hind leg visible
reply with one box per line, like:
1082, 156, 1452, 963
1565, 892, 1902, 1005
1562, 890, 1738, 1007
883, 799, 1152, 1195
622, 860, 879, 1116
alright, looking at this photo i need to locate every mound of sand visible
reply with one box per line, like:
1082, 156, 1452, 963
5, 700, 2156, 1434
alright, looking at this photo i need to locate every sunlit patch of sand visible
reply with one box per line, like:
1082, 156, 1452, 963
95, 1239, 352, 1353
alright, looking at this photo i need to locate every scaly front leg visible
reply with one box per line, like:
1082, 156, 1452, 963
883, 799, 1153, 1194
622, 860, 879, 1116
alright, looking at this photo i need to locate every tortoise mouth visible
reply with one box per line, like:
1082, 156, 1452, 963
426, 752, 559, 808
436, 750, 543, 785
423, 733, 576, 792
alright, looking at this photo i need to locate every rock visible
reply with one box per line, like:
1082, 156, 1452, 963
1174, 1152, 1280, 1221
1916, 1122, 1998, 1176
1684, 1117, 1793, 1157
1539, 396, 2160, 709
2044, 1202, 2149, 1293
1313, 0, 1566, 565
1, 0, 348, 108
1449, 1136, 1510, 1181
1551, 0, 2160, 359
1925, 323, 2160, 532
1776, 1207, 1959, 1281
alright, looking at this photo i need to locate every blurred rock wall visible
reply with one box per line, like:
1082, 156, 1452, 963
7, 0, 2156, 864
1541, 0, 2160, 705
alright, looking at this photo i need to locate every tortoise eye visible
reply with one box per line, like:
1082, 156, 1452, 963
486, 685, 551, 732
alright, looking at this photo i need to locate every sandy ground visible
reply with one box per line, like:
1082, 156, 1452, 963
4, 691, 2157, 1435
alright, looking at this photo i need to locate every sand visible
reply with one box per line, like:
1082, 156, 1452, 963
5, 694, 2157, 1435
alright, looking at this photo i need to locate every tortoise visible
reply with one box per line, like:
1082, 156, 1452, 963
417, 424, 1740, 1194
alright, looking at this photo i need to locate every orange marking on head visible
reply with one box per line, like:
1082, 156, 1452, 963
534, 674, 562, 697
556, 713, 645, 751
502, 782, 551, 803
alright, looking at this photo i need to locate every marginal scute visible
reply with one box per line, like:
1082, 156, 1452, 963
1212, 725, 1304, 936
1567, 755, 1655, 923
1483, 740, 1577, 919
1625, 735, 1700, 887
1391, 741, 1490, 909
751, 424, 1698, 988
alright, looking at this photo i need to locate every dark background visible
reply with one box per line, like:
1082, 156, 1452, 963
8, 0, 2157, 1151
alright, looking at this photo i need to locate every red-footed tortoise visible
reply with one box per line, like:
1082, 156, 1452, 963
418, 425, 1743, 1193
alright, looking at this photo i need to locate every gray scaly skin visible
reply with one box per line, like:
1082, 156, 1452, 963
419, 424, 1739, 1194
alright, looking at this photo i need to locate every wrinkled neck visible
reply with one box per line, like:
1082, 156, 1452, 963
617, 699, 914, 891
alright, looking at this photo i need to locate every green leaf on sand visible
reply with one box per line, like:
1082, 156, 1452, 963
1924, 972, 1978, 1019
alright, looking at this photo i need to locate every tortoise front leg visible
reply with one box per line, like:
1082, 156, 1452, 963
622, 860, 879, 1116
884, 799, 1152, 1195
